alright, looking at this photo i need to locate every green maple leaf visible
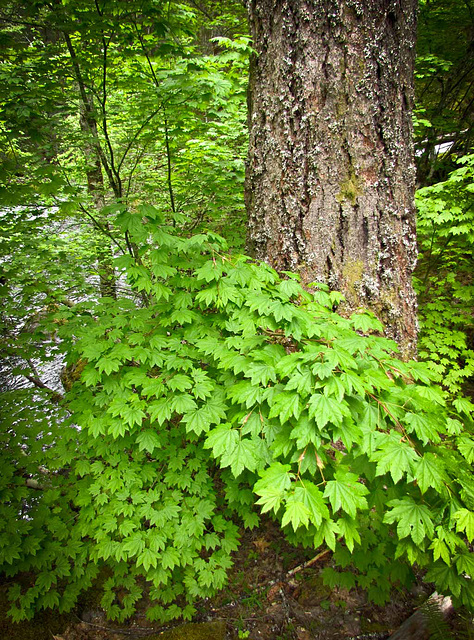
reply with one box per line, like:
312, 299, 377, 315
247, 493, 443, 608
122, 405, 146, 428
323, 470, 368, 518
350, 311, 384, 333
294, 483, 329, 526
254, 462, 294, 496
247, 362, 277, 386
416, 453, 446, 493
122, 533, 145, 558
205, 424, 238, 458
148, 397, 172, 425
456, 551, 474, 575
336, 516, 361, 553
137, 548, 158, 572
167, 374, 193, 392
308, 393, 347, 429
278, 278, 302, 299
255, 487, 285, 514
313, 519, 339, 551
222, 438, 259, 477
430, 537, 451, 564
268, 392, 301, 424
285, 370, 314, 396
384, 498, 434, 545
97, 357, 121, 375
182, 407, 213, 435
457, 435, 474, 463
141, 378, 165, 398
425, 563, 462, 598
170, 394, 197, 414
281, 496, 310, 531
227, 380, 263, 407
405, 413, 441, 444
372, 432, 418, 483
136, 430, 162, 454
454, 508, 474, 542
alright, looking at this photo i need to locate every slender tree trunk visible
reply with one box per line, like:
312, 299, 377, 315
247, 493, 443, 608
80, 106, 117, 299
245, 0, 419, 358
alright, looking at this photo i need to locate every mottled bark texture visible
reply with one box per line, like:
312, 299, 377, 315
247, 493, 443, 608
245, 0, 418, 357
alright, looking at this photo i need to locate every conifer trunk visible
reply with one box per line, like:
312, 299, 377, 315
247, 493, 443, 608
245, 0, 419, 357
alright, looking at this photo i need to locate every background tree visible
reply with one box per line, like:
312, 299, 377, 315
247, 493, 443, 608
245, 0, 419, 357
415, 0, 474, 185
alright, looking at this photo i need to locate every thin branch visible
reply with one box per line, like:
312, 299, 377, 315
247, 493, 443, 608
286, 547, 332, 577
163, 110, 176, 218
77, 202, 128, 254
62, 31, 120, 198
117, 108, 161, 172
23, 374, 64, 401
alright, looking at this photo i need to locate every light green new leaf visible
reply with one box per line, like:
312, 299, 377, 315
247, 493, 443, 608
285, 370, 314, 396
182, 407, 213, 436
170, 394, 197, 414
454, 508, 474, 542
97, 357, 121, 375
281, 496, 311, 531
336, 516, 361, 553
205, 424, 238, 458
137, 548, 158, 572
313, 519, 339, 551
223, 438, 259, 477
167, 374, 193, 392
457, 435, 474, 463
122, 533, 145, 558
430, 537, 451, 564
148, 397, 172, 425
294, 483, 329, 526
122, 405, 146, 428
247, 362, 277, 386
255, 487, 285, 514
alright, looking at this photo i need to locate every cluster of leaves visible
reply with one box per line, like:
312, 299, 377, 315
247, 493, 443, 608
3, 210, 474, 621
415, 153, 474, 396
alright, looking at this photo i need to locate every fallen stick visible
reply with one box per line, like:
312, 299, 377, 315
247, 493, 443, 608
287, 548, 332, 577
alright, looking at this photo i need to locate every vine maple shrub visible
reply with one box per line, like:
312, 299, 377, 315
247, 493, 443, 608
2, 209, 474, 622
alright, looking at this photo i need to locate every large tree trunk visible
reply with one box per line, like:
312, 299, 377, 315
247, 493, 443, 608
245, 0, 419, 358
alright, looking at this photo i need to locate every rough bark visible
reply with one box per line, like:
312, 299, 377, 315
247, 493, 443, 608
245, 0, 419, 357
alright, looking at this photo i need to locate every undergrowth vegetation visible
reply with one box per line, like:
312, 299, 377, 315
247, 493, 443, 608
2, 209, 474, 622
415, 153, 474, 396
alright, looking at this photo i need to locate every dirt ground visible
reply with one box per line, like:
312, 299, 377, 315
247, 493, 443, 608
1, 520, 472, 640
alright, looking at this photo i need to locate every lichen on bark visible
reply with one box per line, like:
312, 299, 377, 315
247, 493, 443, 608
245, 0, 419, 358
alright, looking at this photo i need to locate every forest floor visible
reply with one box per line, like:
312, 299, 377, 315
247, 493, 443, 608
1, 519, 472, 640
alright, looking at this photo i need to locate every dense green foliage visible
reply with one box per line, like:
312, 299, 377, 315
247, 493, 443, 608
3, 213, 474, 622
415, 154, 474, 395
1, 0, 474, 627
